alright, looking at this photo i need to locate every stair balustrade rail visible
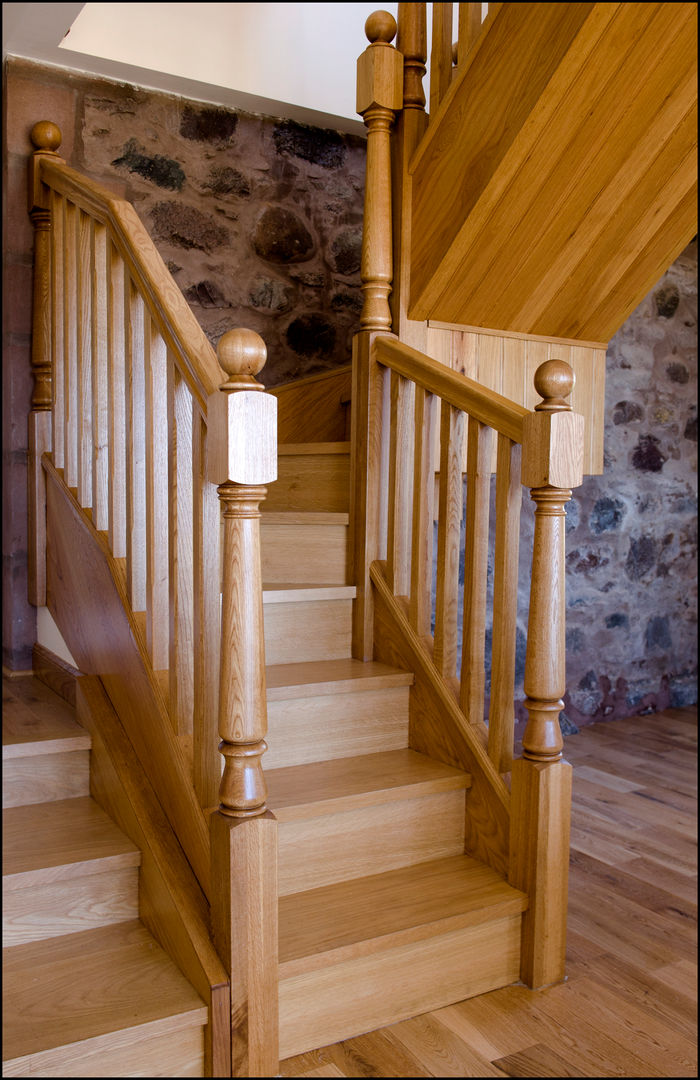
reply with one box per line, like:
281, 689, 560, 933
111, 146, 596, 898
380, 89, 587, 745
28, 121, 279, 1075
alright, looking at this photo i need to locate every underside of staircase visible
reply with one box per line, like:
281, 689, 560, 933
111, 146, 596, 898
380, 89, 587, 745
3, 435, 528, 1075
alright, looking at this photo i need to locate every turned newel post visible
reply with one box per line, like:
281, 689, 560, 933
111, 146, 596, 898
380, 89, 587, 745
357, 10, 403, 330
207, 329, 279, 1078
509, 359, 584, 990
27, 121, 63, 606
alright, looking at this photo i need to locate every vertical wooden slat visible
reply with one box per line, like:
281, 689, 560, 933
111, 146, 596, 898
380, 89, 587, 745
90, 220, 109, 531
76, 210, 92, 509
63, 200, 78, 489
107, 238, 126, 558
434, 401, 466, 680
169, 364, 195, 736
409, 386, 438, 640
193, 409, 221, 809
460, 416, 493, 722
456, 3, 483, 68
125, 275, 147, 613
50, 190, 65, 469
386, 372, 414, 597
488, 435, 522, 772
430, 2, 454, 115
144, 317, 170, 671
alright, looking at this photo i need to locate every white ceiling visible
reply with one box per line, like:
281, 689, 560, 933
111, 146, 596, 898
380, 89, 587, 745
2, 2, 404, 134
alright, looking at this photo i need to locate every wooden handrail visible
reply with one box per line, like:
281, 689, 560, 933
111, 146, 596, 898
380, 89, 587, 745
375, 335, 529, 443
39, 155, 223, 410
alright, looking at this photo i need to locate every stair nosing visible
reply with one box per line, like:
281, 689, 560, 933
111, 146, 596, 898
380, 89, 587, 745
263, 584, 356, 604
3, 736, 91, 759
265, 659, 414, 701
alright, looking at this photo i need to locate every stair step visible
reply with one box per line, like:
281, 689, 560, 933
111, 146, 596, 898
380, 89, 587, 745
263, 584, 354, 665
2, 920, 208, 1077
3, 798, 140, 945
264, 442, 350, 513
278, 856, 527, 1059
268, 750, 471, 895
265, 659, 413, 769
261, 512, 349, 584
3, 677, 90, 808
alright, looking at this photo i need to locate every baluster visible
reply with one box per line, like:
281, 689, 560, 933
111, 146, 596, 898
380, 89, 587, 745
386, 372, 414, 597
90, 220, 109, 532
50, 189, 65, 470
168, 365, 194, 736
208, 328, 278, 1078
107, 238, 126, 558
125, 276, 147, 613
357, 10, 403, 330
144, 318, 169, 672
460, 417, 493, 728
398, 3, 427, 111
510, 359, 583, 989
410, 386, 438, 640
76, 210, 93, 510
434, 401, 466, 681
430, 2, 454, 114
28, 121, 63, 605
488, 435, 522, 772
63, 199, 78, 490
454, 3, 483, 70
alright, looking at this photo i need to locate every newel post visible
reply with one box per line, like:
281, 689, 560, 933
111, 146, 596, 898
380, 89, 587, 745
357, 10, 403, 330
509, 360, 584, 989
207, 329, 279, 1077
28, 121, 63, 605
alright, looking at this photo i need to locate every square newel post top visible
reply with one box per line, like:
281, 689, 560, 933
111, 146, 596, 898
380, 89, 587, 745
357, 11, 403, 115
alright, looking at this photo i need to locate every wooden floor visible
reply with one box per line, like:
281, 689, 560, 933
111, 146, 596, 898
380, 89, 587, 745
279, 707, 698, 1078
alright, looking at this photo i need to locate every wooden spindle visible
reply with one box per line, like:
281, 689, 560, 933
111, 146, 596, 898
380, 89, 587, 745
144, 318, 169, 672
386, 371, 414, 597
107, 239, 126, 558
455, 3, 483, 69
50, 189, 65, 470
398, 2, 427, 110
434, 401, 465, 681
168, 367, 195, 737
63, 199, 78, 491
28, 121, 63, 605
430, 3, 454, 114
90, 220, 109, 532
409, 386, 438, 640
76, 209, 92, 510
208, 328, 279, 1078
357, 11, 403, 330
510, 359, 583, 989
460, 417, 493, 725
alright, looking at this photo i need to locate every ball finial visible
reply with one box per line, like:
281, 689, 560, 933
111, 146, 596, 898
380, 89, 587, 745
217, 328, 267, 389
534, 359, 575, 412
365, 10, 397, 44
30, 121, 62, 153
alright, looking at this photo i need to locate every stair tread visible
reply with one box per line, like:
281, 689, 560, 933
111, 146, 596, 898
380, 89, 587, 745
265, 658, 413, 701
3, 677, 89, 758
2, 920, 208, 1064
262, 512, 349, 525
3, 797, 140, 886
278, 442, 350, 454
263, 583, 356, 603
267, 749, 471, 821
279, 854, 528, 974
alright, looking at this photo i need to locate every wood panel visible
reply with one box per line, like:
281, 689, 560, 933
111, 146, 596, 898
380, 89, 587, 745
271, 366, 352, 444
409, 3, 697, 343
43, 459, 210, 894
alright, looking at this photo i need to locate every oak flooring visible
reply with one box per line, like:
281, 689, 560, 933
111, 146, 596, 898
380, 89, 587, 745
279, 707, 698, 1078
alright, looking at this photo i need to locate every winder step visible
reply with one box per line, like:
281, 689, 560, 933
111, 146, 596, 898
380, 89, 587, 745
263, 442, 350, 513
2, 920, 208, 1077
278, 855, 528, 1059
262, 584, 355, 666
261, 511, 350, 584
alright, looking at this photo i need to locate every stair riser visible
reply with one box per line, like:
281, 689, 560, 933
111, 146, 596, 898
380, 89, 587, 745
3, 867, 139, 946
279, 914, 523, 1059
2, 1018, 205, 1078
3, 751, 90, 809
277, 790, 466, 895
264, 454, 350, 513
265, 687, 409, 769
264, 600, 351, 665
261, 523, 349, 584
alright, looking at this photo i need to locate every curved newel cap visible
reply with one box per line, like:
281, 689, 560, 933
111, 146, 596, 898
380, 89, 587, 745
534, 359, 575, 412
365, 10, 397, 44
217, 327, 267, 392
30, 120, 62, 152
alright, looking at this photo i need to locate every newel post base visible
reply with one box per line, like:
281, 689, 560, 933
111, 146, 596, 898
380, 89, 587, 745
210, 810, 279, 1078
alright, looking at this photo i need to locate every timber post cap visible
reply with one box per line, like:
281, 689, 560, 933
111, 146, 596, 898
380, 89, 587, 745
217, 328, 267, 391
534, 359, 574, 412
365, 10, 397, 44
30, 121, 62, 152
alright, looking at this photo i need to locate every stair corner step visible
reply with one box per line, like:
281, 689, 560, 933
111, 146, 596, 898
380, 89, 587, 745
265, 658, 414, 701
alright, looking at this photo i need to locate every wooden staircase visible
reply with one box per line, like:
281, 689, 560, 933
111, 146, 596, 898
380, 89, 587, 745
2, 677, 208, 1077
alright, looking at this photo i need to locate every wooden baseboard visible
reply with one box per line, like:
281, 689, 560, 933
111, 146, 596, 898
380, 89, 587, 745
32, 643, 82, 707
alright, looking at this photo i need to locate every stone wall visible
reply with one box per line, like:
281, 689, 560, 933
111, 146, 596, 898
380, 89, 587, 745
3, 59, 697, 718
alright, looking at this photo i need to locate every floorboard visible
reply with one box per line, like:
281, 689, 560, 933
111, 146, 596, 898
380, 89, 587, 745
279, 708, 698, 1078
